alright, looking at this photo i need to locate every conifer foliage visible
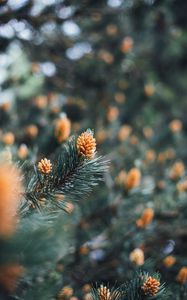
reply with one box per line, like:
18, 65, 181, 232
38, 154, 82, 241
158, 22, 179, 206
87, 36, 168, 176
0, 0, 187, 299
22, 130, 108, 214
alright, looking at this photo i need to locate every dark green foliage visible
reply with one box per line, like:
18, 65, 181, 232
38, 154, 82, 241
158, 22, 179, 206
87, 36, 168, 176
21, 134, 108, 215
91, 272, 167, 300
121, 272, 166, 300
51, 136, 109, 198
0, 0, 187, 299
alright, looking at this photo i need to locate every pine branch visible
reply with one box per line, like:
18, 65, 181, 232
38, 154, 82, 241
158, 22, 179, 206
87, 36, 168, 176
91, 271, 167, 300
121, 271, 167, 300
52, 136, 108, 197
21, 130, 109, 214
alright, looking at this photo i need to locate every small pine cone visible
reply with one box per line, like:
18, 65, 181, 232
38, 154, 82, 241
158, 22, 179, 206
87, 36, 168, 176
26, 124, 38, 138
17, 144, 28, 160
169, 161, 185, 180
77, 130, 96, 159
120, 36, 134, 53
176, 267, 187, 284
58, 286, 73, 299
0, 101, 10, 111
169, 119, 182, 133
2, 132, 15, 145
141, 276, 160, 296
38, 158, 52, 174
129, 248, 144, 266
0, 163, 22, 237
117, 125, 132, 141
55, 117, 71, 143
125, 168, 141, 190
107, 106, 119, 122
0, 264, 24, 292
97, 285, 111, 300
163, 255, 176, 268
144, 83, 155, 97
177, 180, 187, 192
143, 126, 154, 139
136, 208, 154, 228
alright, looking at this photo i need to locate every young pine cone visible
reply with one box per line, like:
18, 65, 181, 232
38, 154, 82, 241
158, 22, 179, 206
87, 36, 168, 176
141, 276, 160, 296
55, 117, 71, 143
38, 158, 52, 174
97, 285, 111, 300
77, 130, 96, 159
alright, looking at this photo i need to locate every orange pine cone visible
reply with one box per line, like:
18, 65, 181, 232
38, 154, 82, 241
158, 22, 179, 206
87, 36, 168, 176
77, 130, 96, 159
34, 95, 47, 109
55, 117, 71, 143
141, 276, 160, 296
177, 180, 187, 192
0, 162, 22, 237
38, 158, 52, 174
97, 285, 111, 300
163, 256, 176, 268
169, 161, 185, 180
2, 132, 15, 145
17, 144, 28, 159
129, 248, 144, 266
169, 119, 182, 133
143, 126, 154, 139
0, 264, 24, 292
58, 286, 73, 299
107, 106, 119, 122
136, 208, 154, 228
25, 124, 38, 138
176, 267, 187, 284
125, 168, 141, 190
117, 125, 132, 141
120, 36, 134, 53
144, 83, 155, 97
